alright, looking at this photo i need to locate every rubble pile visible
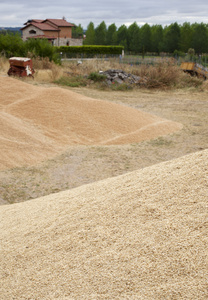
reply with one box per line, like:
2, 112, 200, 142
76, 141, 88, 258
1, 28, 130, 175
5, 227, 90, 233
99, 69, 143, 85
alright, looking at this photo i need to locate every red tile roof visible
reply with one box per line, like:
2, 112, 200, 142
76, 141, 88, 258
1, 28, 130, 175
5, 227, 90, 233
21, 19, 74, 31
31, 19, 43, 23
34, 22, 59, 31
23, 19, 44, 25
44, 19, 75, 27
21, 22, 59, 31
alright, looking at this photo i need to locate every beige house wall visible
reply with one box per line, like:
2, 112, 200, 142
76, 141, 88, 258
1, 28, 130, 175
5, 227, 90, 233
22, 25, 44, 41
54, 38, 83, 46
68, 38, 83, 46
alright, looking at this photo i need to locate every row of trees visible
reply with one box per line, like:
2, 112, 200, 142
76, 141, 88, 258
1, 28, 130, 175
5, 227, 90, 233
1, 21, 208, 57
81, 21, 208, 54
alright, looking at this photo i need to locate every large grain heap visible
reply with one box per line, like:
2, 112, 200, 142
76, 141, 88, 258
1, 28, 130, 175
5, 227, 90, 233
0, 149, 207, 299
0, 76, 182, 170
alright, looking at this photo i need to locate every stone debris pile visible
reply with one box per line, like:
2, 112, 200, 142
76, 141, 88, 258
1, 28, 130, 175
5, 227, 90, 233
99, 69, 143, 85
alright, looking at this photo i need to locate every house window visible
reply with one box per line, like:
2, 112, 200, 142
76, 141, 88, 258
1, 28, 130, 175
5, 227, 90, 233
29, 30, 36, 34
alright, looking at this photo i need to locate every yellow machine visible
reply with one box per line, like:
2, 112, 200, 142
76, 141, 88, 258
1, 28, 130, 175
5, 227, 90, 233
180, 62, 208, 79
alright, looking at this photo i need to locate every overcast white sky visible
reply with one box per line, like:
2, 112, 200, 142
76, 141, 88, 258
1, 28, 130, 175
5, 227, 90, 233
1, 0, 208, 28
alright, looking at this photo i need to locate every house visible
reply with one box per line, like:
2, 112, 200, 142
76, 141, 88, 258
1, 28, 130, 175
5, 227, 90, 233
21, 18, 83, 46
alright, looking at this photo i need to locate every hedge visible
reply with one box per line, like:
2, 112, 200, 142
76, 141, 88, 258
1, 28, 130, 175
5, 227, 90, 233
56, 45, 124, 57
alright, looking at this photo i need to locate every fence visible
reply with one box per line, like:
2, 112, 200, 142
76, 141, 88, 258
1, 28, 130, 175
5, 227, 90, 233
61, 53, 208, 68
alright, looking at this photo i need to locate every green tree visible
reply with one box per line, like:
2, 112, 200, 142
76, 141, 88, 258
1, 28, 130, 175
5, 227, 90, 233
95, 21, 107, 45
25, 38, 58, 61
117, 24, 128, 50
191, 23, 208, 54
72, 24, 83, 39
127, 22, 140, 53
140, 23, 152, 53
106, 23, 117, 45
0, 29, 7, 35
83, 22, 95, 45
163, 22, 181, 53
0, 33, 25, 57
179, 22, 193, 52
151, 25, 163, 54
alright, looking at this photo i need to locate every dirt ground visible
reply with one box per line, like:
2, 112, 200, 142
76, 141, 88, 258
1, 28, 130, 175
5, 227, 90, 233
0, 77, 208, 204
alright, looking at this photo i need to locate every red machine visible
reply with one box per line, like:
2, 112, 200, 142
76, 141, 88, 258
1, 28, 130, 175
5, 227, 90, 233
8, 57, 35, 77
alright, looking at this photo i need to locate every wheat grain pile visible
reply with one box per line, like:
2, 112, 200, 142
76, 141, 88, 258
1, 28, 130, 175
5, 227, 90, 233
0, 76, 182, 170
0, 149, 207, 299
